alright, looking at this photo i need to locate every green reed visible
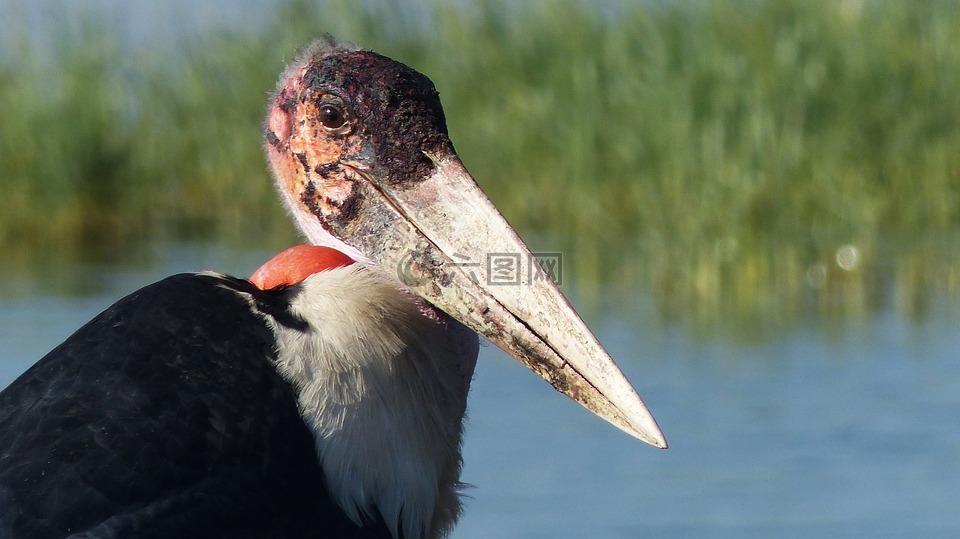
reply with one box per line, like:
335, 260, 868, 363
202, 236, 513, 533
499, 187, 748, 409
1, 0, 958, 331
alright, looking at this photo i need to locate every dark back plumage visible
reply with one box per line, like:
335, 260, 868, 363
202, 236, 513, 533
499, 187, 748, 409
0, 274, 391, 538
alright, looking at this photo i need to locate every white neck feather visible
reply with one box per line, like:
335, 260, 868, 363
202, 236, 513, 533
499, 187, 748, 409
266, 265, 476, 539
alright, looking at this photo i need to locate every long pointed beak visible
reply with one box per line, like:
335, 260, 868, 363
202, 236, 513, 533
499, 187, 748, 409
333, 155, 667, 448
265, 42, 665, 448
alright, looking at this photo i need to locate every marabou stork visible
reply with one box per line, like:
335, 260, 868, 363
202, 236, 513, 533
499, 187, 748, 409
0, 39, 666, 538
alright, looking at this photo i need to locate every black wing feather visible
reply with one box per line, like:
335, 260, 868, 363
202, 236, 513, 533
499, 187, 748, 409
0, 273, 392, 538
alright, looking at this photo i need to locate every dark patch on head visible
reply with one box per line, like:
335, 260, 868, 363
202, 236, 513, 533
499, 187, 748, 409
293, 152, 309, 171
265, 129, 281, 150
300, 180, 322, 219
313, 162, 338, 178
301, 49, 453, 187
323, 180, 363, 228
278, 94, 297, 113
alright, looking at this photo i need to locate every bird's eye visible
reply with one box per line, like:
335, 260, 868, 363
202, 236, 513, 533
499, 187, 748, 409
318, 104, 347, 130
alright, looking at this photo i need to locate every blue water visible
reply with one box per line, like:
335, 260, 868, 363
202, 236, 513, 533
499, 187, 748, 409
462, 315, 960, 537
1, 244, 958, 537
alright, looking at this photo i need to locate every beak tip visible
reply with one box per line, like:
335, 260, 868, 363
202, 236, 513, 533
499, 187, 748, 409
598, 381, 667, 449
632, 420, 668, 450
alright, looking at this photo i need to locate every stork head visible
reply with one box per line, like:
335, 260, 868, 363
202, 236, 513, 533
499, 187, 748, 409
263, 39, 666, 449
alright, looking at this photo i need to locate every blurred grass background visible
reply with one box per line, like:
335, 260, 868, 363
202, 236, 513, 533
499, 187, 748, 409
1, 0, 958, 334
